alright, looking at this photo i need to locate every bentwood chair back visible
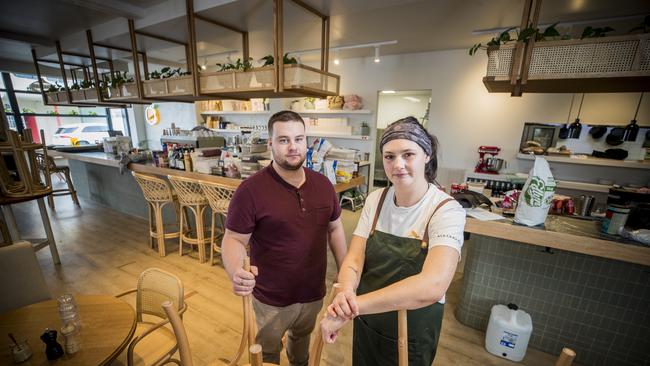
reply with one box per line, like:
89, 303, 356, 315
0, 241, 51, 313
35, 152, 80, 209
116, 268, 186, 366
162, 300, 193, 366
198, 180, 236, 265
132, 172, 182, 256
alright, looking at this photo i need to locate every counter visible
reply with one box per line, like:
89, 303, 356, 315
50, 151, 366, 219
458, 215, 650, 366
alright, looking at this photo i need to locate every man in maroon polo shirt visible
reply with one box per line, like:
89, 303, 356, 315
222, 110, 347, 366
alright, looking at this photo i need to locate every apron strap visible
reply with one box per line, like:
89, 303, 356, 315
369, 188, 390, 236
421, 198, 454, 248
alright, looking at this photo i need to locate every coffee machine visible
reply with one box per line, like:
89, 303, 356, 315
475, 146, 502, 174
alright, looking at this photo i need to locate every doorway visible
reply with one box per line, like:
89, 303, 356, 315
373, 90, 432, 188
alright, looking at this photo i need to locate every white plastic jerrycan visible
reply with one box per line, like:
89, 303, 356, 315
485, 303, 533, 362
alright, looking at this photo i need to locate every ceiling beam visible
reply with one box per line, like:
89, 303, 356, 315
60, 0, 147, 19
0, 30, 54, 47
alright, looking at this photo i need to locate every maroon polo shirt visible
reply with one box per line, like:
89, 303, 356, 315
226, 163, 341, 307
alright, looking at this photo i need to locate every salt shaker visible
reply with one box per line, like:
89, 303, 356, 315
61, 323, 81, 354
57, 294, 81, 329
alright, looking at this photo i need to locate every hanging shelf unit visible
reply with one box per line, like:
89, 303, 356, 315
188, 0, 339, 100
481, 0, 650, 96
32, 41, 129, 107
483, 33, 650, 94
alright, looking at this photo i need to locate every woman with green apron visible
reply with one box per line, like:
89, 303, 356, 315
321, 117, 466, 365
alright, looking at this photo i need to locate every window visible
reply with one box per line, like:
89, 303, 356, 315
55, 127, 78, 134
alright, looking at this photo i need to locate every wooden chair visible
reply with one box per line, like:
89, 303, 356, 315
116, 268, 186, 366
162, 300, 193, 366
133, 172, 183, 257
0, 241, 51, 313
168, 175, 210, 263
35, 151, 80, 209
0, 129, 60, 264
198, 181, 235, 265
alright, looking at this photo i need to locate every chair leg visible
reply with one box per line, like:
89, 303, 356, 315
178, 205, 185, 257
210, 212, 216, 265
147, 203, 155, 249
65, 170, 80, 206
197, 205, 206, 263
37, 198, 60, 265
47, 192, 55, 210
154, 203, 166, 257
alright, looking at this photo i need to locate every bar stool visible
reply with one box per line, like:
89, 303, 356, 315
198, 180, 236, 265
132, 172, 183, 257
168, 175, 210, 263
35, 152, 80, 209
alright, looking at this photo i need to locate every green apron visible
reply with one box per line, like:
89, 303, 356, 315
353, 188, 452, 366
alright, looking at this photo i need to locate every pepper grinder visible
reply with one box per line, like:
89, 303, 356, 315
40, 329, 64, 360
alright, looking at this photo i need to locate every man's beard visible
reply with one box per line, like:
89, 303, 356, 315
275, 155, 305, 171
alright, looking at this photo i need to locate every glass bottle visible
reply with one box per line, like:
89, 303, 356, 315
57, 294, 80, 329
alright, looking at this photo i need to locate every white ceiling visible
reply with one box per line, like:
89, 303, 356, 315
1, 0, 649, 74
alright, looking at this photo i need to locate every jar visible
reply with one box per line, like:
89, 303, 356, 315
601, 204, 631, 235
57, 294, 80, 329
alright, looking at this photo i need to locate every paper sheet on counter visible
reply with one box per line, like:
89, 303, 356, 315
465, 207, 505, 221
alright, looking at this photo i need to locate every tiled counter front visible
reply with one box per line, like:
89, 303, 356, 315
456, 234, 650, 366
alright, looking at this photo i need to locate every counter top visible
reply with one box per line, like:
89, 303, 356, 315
465, 215, 650, 266
48, 150, 121, 168
51, 150, 365, 193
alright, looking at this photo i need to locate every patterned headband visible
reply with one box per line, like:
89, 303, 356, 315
380, 118, 432, 156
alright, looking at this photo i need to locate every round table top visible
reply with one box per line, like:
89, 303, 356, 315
0, 294, 136, 366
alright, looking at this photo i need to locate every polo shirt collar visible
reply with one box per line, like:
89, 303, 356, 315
268, 162, 307, 191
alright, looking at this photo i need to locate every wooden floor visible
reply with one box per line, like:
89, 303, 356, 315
10, 190, 564, 366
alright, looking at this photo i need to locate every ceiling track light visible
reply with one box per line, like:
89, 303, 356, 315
374, 47, 380, 63
333, 50, 340, 65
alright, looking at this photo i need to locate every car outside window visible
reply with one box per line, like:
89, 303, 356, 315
82, 126, 108, 132
55, 127, 78, 134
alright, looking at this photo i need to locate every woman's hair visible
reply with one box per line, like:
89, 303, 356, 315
380, 116, 439, 183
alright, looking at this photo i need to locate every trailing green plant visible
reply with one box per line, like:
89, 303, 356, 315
47, 82, 64, 92
79, 80, 94, 89
88, 111, 97, 116
216, 57, 254, 72
46, 110, 59, 116
581, 26, 615, 39
149, 67, 191, 79
108, 71, 134, 89
470, 23, 566, 56
260, 53, 298, 66
69, 82, 81, 91
628, 15, 650, 34
21, 108, 35, 114
68, 110, 79, 116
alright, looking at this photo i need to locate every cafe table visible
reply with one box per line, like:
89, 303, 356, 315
0, 294, 136, 365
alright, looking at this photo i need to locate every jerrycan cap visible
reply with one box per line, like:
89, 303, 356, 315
507, 303, 519, 311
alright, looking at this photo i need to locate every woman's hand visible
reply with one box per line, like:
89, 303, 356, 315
327, 289, 359, 319
320, 314, 349, 344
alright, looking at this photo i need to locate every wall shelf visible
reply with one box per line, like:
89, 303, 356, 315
294, 109, 372, 115
210, 128, 268, 134
201, 111, 271, 115
306, 132, 370, 140
516, 153, 650, 170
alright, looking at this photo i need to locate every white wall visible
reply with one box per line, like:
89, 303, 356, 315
141, 102, 198, 150
330, 49, 650, 186
376, 92, 431, 129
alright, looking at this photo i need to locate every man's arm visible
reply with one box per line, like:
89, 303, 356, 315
222, 229, 256, 296
327, 217, 347, 272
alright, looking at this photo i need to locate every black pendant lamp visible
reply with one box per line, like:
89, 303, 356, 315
568, 94, 585, 139
624, 92, 643, 142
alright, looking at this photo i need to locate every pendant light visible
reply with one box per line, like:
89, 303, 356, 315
624, 92, 643, 141
568, 94, 585, 139
374, 46, 380, 63
559, 94, 575, 139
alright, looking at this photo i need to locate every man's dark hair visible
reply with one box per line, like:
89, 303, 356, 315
267, 110, 305, 136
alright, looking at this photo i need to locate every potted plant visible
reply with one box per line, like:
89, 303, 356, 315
257, 53, 298, 85
107, 71, 135, 99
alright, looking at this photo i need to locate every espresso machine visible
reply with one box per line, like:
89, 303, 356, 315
474, 146, 502, 174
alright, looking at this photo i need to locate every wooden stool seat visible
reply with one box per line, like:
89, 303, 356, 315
133, 172, 183, 257
168, 175, 211, 263
198, 181, 236, 265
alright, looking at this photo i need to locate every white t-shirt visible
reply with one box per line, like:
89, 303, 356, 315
353, 184, 466, 303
